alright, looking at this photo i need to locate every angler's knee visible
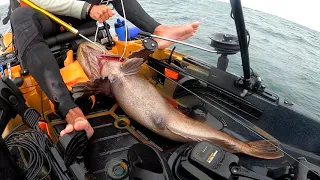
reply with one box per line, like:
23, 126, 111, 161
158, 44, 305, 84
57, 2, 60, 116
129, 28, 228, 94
10, 7, 39, 40
10, 7, 44, 58
10, 7, 35, 26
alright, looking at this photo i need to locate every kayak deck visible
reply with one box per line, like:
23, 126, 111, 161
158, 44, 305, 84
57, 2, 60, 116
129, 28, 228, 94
49, 95, 178, 179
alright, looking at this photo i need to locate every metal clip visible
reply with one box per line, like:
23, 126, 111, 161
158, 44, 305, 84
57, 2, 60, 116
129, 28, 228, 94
7, 63, 12, 79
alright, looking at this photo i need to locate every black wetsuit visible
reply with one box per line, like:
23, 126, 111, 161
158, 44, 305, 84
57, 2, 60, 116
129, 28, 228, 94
10, 0, 161, 118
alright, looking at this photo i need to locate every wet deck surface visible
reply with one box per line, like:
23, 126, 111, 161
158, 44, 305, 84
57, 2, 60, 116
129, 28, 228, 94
52, 95, 178, 179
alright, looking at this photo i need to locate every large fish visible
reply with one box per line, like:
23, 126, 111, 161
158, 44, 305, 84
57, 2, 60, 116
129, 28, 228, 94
71, 41, 284, 160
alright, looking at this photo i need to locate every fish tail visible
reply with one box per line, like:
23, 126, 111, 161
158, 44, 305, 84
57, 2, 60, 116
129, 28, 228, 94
244, 140, 284, 159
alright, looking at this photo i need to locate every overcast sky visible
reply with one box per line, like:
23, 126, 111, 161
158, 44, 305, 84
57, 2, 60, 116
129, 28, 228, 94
0, 0, 319, 32
218, 0, 319, 32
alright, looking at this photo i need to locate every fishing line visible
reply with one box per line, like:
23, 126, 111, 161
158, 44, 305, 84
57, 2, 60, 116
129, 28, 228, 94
40, 89, 45, 121
145, 63, 319, 176
94, 24, 99, 42
119, 0, 128, 60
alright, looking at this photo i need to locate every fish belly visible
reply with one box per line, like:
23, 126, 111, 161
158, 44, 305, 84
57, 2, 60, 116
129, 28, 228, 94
109, 75, 240, 148
110, 75, 185, 141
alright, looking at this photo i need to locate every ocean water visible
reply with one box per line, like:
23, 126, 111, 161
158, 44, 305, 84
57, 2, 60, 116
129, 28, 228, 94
0, 0, 320, 117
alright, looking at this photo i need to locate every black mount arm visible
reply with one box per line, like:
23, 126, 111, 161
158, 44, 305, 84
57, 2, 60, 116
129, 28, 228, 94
98, 22, 115, 50
230, 0, 252, 93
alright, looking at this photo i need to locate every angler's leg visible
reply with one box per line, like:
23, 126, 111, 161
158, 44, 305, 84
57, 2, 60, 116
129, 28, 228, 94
10, 7, 94, 138
111, 0, 200, 49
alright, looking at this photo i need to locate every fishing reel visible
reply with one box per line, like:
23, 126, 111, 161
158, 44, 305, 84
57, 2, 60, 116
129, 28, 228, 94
209, 33, 240, 72
138, 31, 159, 52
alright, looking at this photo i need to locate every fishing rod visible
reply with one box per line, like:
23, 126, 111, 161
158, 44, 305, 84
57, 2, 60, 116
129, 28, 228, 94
139, 32, 218, 54
21, 0, 106, 53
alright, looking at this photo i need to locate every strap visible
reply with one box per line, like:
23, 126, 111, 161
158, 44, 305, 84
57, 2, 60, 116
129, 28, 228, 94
87, 4, 95, 17
3, 0, 21, 25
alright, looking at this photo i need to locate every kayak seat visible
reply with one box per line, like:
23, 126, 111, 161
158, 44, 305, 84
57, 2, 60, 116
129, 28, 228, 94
19, 21, 99, 75
45, 21, 98, 48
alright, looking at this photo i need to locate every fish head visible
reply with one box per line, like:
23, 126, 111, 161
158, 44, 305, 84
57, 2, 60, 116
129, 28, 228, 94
77, 41, 121, 80
77, 42, 153, 81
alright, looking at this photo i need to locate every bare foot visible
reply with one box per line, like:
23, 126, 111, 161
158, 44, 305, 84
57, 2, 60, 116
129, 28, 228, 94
60, 107, 94, 138
153, 21, 200, 49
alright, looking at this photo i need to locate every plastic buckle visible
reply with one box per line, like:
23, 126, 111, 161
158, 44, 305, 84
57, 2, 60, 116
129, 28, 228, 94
23, 108, 41, 129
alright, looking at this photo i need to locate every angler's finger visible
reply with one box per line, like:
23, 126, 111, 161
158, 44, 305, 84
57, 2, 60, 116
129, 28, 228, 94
100, 8, 109, 21
93, 11, 103, 22
106, 8, 115, 18
74, 117, 94, 138
95, 15, 104, 23
101, 8, 113, 21
60, 123, 74, 137
99, 14, 108, 22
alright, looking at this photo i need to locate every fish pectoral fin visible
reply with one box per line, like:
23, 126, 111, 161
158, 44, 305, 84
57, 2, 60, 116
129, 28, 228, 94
108, 74, 120, 84
71, 78, 112, 99
245, 140, 284, 159
120, 57, 145, 76
127, 48, 152, 61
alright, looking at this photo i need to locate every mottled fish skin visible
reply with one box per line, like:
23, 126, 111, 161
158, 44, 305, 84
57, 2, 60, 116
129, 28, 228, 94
73, 42, 284, 160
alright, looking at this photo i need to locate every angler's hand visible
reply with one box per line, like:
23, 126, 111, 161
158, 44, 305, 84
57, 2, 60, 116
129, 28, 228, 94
87, 4, 115, 22
60, 107, 94, 138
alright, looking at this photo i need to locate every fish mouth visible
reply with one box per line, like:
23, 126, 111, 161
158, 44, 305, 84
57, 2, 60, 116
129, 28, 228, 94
77, 42, 107, 79
77, 42, 124, 79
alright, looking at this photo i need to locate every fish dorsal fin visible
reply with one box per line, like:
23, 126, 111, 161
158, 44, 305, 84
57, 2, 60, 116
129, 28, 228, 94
120, 58, 145, 76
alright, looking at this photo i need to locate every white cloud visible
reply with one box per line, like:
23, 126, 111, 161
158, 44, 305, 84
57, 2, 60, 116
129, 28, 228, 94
0, 0, 8, 6
1, 0, 318, 31
218, 0, 319, 32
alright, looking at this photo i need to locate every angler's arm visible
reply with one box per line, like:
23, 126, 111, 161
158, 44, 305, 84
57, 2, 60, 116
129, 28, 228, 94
17, 0, 89, 20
